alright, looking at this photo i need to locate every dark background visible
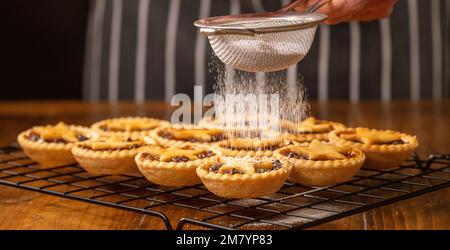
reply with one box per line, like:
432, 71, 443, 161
2, 0, 89, 100
1, 0, 449, 100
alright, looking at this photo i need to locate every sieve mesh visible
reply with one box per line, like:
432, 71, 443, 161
209, 26, 317, 72
196, 13, 326, 72
222, 18, 305, 29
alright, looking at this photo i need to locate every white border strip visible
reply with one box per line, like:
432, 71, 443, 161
349, 22, 361, 103
87, 0, 106, 101
225, 0, 241, 82
318, 24, 330, 102
134, 0, 151, 103
251, 0, 265, 12
165, 0, 181, 102
253, 1, 266, 85
256, 72, 266, 87
281, 0, 291, 8
447, 0, 450, 98
194, 0, 211, 88
82, 0, 95, 100
431, 0, 443, 101
287, 65, 298, 88
108, 0, 123, 102
230, 0, 240, 15
408, 0, 420, 101
380, 18, 392, 102
283, 0, 298, 88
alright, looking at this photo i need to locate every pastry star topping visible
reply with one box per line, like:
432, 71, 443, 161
106, 119, 158, 131
85, 136, 144, 150
295, 117, 332, 133
212, 158, 281, 175
341, 128, 402, 145
159, 148, 205, 162
169, 128, 222, 142
227, 138, 282, 149
33, 122, 79, 143
218, 158, 256, 174
289, 140, 350, 160
145, 146, 209, 162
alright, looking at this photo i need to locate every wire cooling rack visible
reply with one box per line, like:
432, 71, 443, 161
0, 144, 449, 230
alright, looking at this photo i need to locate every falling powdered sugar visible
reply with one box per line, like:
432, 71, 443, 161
204, 57, 310, 140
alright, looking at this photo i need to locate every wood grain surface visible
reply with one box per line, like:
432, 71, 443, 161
0, 100, 449, 230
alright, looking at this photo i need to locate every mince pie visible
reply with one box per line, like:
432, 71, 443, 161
72, 135, 152, 176
275, 140, 365, 187
215, 137, 287, 157
199, 115, 271, 138
17, 122, 97, 167
152, 126, 224, 147
91, 117, 169, 136
283, 134, 330, 145
196, 156, 291, 198
135, 145, 220, 187
329, 127, 418, 169
281, 117, 345, 141
198, 115, 221, 129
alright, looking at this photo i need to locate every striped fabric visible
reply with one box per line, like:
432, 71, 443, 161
83, 0, 449, 102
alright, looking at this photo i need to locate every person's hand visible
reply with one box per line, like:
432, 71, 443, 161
295, 0, 398, 24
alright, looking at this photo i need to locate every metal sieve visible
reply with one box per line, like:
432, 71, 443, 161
194, 0, 329, 72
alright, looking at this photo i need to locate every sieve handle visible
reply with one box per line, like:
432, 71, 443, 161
305, 0, 330, 13
199, 27, 256, 36
278, 0, 308, 12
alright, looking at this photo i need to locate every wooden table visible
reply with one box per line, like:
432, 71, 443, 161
0, 100, 449, 229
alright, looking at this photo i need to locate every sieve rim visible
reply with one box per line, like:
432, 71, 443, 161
194, 12, 327, 35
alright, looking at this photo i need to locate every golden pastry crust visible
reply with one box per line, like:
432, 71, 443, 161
329, 127, 418, 169
214, 137, 286, 157
199, 115, 263, 129
151, 125, 224, 148
281, 117, 346, 141
275, 141, 365, 187
135, 146, 221, 187
198, 116, 221, 129
282, 133, 330, 145
17, 123, 97, 167
91, 117, 170, 137
199, 115, 272, 138
72, 136, 151, 176
196, 157, 291, 199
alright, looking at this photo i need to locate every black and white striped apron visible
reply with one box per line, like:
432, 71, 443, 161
82, 0, 449, 102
